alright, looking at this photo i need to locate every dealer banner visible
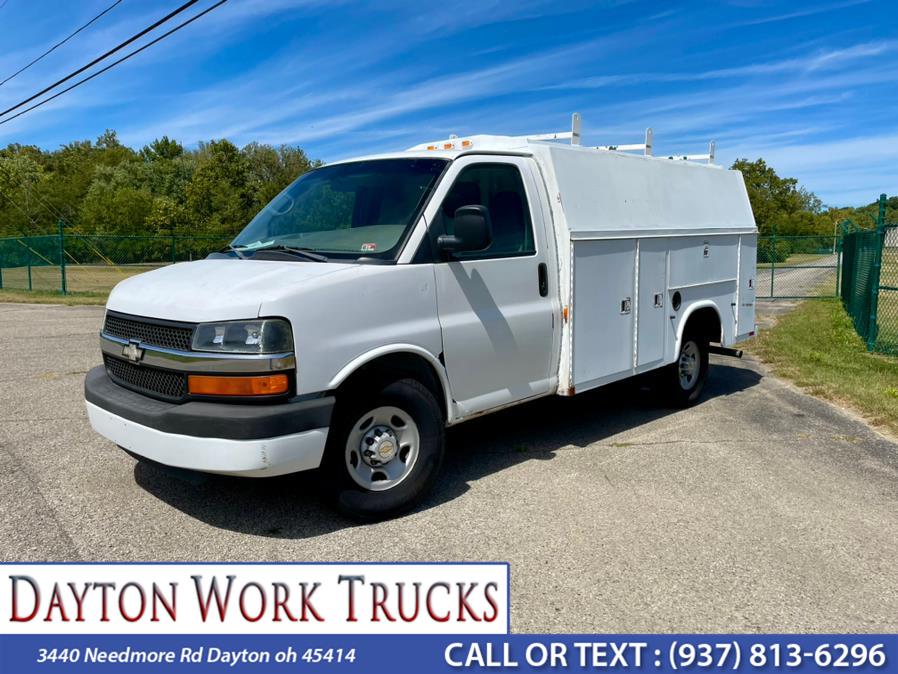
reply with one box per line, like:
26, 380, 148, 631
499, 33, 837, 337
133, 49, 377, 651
0, 563, 895, 673
1, 563, 508, 635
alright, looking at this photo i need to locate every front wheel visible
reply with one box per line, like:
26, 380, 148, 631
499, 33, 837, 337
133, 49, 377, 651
322, 378, 445, 520
662, 335, 709, 407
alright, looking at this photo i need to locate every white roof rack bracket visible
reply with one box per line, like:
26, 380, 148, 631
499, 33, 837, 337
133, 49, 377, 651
596, 128, 653, 156
571, 112, 582, 146
526, 131, 573, 141
521, 113, 582, 144
668, 140, 716, 165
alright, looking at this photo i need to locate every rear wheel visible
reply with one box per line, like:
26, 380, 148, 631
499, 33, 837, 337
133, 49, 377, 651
323, 378, 444, 520
662, 335, 709, 407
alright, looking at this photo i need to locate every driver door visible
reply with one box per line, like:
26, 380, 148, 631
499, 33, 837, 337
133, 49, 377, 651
429, 157, 556, 416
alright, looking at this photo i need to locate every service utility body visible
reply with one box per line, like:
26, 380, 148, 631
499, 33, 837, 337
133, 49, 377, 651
85, 115, 757, 519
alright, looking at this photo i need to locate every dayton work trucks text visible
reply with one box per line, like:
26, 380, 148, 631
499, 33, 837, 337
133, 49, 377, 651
85, 116, 757, 519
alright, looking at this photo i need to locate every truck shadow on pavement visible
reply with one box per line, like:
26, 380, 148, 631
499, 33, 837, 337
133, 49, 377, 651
133, 362, 761, 539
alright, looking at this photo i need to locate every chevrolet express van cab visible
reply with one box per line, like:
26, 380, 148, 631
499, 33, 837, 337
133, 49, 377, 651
85, 116, 757, 519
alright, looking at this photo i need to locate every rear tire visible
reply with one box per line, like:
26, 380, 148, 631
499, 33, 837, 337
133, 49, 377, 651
322, 378, 445, 521
662, 334, 709, 407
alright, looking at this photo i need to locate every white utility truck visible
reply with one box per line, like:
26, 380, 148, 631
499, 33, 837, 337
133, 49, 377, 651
85, 115, 757, 519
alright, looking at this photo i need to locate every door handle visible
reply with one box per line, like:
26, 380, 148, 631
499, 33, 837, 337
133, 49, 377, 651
537, 263, 549, 297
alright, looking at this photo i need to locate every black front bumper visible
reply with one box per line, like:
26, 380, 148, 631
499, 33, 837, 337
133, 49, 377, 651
84, 366, 334, 440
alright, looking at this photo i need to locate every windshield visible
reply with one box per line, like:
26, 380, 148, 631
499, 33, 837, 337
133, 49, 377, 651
231, 158, 448, 261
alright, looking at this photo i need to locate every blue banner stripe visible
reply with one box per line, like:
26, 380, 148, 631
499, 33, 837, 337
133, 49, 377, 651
1, 635, 895, 673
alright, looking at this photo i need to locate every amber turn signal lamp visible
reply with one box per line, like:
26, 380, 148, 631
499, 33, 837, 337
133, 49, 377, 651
188, 374, 289, 396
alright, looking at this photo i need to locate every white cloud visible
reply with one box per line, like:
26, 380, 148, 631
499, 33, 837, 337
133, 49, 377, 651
119, 23, 646, 148
544, 40, 897, 91
724, 133, 898, 206
726, 0, 872, 27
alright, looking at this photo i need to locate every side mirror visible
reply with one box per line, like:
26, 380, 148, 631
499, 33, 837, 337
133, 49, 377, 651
437, 205, 492, 255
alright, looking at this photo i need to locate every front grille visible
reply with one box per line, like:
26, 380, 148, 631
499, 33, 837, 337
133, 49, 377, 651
104, 355, 187, 401
103, 312, 194, 351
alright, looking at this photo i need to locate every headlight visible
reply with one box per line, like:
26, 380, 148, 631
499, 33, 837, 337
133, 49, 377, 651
192, 318, 293, 354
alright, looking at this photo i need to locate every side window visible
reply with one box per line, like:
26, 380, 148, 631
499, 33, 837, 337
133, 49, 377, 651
439, 163, 535, 259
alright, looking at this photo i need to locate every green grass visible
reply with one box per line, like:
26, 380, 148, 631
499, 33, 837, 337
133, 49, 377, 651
748, 298, 898, 435
0, 288, 107, 305
0, 263, 165, 305
0, 263, 161, 294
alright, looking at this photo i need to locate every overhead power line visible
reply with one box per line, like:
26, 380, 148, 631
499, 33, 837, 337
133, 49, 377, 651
0, 0, 124, 89
0, 0, 201, 119
0, 0, 228, 127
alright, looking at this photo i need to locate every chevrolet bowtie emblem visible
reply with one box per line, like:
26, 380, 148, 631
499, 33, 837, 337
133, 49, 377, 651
122, 340, 145, 363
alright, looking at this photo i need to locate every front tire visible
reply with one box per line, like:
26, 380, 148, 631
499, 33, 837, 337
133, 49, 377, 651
663, 334, 709, 407
322, 378, 445, 520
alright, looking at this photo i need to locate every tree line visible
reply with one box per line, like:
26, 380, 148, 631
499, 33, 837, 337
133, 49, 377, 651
0, 130, 319, 240
733, 158, 896, 237
0, 130, 893, 242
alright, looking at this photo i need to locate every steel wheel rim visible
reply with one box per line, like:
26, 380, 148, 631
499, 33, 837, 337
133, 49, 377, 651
678, 341, 700, 390
344, 405, 420, 492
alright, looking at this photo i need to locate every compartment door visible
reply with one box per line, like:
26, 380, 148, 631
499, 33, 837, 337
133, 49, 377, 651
737, 234, 757, 339
572, 239, 636, 389
636, 238, 668, 368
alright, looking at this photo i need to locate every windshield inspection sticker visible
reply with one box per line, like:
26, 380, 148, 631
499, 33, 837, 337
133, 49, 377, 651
361, 242, 377, 252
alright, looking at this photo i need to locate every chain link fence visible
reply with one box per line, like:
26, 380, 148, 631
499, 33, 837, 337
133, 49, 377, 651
0, 229, 846, 300
0, 229, 228, 296
839, 193, 897, 356
840, 228, 881, 347
756, 234, 840, 299
2, 221, 893, 357
0, 234, 64, 293
876, 225, 898, 355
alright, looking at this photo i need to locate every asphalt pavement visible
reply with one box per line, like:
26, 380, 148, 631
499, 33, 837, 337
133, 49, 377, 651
2, 302, 898, 632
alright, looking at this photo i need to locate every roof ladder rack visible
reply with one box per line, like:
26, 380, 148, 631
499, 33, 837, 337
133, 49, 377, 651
524, 112, 583, 145
668, 140, 716, 165
596, 128, 653, 156
409, 115, 718, 165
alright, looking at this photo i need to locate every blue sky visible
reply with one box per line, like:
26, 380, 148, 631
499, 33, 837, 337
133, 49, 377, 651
0, 0, 896, 206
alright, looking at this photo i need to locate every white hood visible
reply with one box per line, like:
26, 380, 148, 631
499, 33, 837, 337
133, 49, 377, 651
106, 258, 358, 322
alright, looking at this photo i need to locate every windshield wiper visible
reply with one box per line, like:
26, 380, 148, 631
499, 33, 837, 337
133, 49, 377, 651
251, 245, 329, 262
219, 244, 247, 259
